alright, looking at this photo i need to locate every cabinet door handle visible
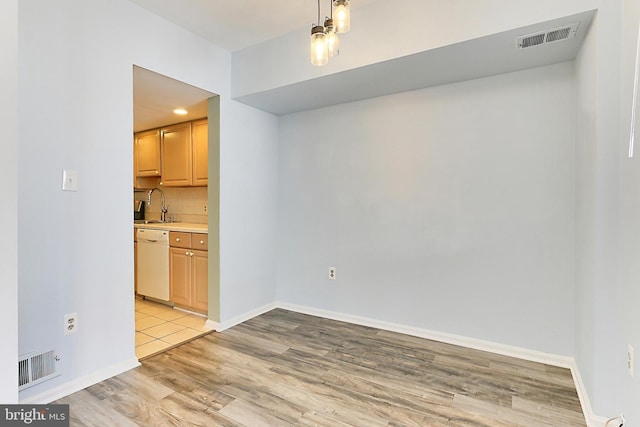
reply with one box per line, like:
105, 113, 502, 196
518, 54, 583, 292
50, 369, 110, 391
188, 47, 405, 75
190, 252, 194, 257
199, 240, 204, 245
176, 238, 180, 242
185, 251, 189, 256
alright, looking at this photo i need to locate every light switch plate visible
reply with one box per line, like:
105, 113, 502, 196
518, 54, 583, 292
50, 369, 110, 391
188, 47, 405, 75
62, 169, 78, 192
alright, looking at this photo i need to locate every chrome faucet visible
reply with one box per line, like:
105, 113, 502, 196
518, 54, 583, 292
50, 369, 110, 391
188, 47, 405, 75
148, 188, 167, 222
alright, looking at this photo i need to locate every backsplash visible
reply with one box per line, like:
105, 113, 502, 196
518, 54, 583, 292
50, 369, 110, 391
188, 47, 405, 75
134, 187, 208, 224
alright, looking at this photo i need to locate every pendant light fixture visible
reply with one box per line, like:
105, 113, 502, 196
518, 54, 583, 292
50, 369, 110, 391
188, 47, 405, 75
310, 0, 349, 66
310, 0, 328, 66
333, 0, 351, 33
324, 17, 339, 57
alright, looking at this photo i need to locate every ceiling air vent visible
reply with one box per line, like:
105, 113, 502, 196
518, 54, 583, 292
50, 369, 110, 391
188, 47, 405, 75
517, 22, 580, 49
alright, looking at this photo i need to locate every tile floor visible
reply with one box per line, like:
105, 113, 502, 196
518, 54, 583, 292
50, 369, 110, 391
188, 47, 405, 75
135, 297, 213, 359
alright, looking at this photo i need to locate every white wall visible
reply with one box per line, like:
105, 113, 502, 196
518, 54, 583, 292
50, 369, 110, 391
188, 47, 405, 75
17, 0, 278, 401
0, 0, 19, 404
219, 100, 279, 321
618, 0, 640, 423
277, 63, 576, 356
232, 0, 596, 99
574, 3, 624, 418
573, 7, 600, 418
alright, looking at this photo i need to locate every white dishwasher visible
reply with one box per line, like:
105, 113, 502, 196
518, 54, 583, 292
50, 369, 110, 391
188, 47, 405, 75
136, 228, 170, 301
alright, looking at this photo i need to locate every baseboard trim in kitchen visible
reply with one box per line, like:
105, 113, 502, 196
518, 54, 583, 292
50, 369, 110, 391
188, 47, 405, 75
19, 357, 140, 404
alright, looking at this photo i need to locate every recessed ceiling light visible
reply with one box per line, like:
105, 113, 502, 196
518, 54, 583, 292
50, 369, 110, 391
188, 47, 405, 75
173, 108, 188, 115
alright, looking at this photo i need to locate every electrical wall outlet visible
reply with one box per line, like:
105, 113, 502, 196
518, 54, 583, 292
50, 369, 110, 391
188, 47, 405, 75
64, 313, 78, 335
628, 345, 634, 377
329, 267, 336, 280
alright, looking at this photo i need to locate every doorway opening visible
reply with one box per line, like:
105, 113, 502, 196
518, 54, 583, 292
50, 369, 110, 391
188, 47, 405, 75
132, 65, 220, 359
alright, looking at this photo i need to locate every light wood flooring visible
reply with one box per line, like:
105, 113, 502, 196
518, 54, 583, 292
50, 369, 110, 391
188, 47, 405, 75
56, 309, 586, 426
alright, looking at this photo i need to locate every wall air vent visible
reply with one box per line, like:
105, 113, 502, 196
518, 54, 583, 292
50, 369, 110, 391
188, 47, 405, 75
517, 22, 580, 49
18, 350, 61, 391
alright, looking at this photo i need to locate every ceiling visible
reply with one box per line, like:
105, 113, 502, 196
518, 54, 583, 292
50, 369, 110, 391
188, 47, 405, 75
131, 0, 382, 129
133, 66, 214, 132
131, 3, 595, 121
236, 10, 596, 115
128, 0, 380, 52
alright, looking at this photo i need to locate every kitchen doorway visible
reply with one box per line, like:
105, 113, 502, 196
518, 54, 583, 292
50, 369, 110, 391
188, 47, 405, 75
132, 65, 219, 359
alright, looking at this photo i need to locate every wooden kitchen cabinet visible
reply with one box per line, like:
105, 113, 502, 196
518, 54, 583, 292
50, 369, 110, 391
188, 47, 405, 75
161, 122, 192, 187
192, 119, 208, 186
169, 231, 208, 313
134, 129, 162, 189
160, 120, 207, 187
134, 230, 138, 295
191, 249, 208, 312
169, 248, 191, 307
134, 129, 161, 177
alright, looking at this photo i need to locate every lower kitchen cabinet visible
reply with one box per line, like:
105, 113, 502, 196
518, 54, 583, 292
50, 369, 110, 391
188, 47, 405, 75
134, 231, 137, 294
169, 248, 190, 307
169, 232, 208, 314
191, 250, 208, 312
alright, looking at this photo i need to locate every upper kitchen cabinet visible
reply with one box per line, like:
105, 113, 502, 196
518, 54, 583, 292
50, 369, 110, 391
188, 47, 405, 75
192, 119, 208, 186
134, 129, 161, 189
161, 119, 208, 187
161, 122, 192, 186
134, 129, 161, 177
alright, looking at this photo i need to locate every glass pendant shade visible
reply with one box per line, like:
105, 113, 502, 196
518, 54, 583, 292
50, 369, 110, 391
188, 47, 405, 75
332, 0, 350, 33
310, 25, 328, 66
324, 18, 340, 57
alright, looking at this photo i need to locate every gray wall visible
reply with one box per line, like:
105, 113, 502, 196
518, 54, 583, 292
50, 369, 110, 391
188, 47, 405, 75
619, 0, 640, 422
573, 7, 599, 414
277, 62, 576, 356
219, 100, 279, 321
574, 4, 624, 417
0, 0, 19, 404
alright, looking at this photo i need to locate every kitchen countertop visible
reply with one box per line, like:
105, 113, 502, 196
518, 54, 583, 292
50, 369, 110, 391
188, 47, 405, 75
134, 222, 208, 233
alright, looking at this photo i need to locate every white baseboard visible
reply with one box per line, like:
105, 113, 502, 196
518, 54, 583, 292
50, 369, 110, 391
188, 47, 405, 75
278, 302, 572, 367
276, 301, 607, 426
19, 357, 140, 404
18, 300, 608, 425
569, 360, 610, 427
589, 414, 610, 426
215, 301, 277, 332
205, 319, 220, 331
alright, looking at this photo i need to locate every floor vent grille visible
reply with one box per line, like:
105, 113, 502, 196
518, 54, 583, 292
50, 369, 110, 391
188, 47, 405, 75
18, 350, 61, 391
517, 22, 580, 49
